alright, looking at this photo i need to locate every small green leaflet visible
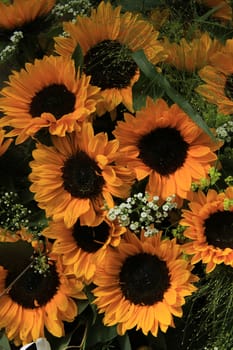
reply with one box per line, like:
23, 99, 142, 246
72, 44, 84, 72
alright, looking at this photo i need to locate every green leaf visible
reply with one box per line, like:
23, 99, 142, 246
77, 299, 90, 315
197, 4, 226, 22
116, 0, 163, 13
132, 70, 164, 111
85, 315, 117, 347
72, 44, 84, 72
132, 50, 215, 139
0, 333, 11, 350
148, 332, 167, 350
45, 330, 74, 350
117, 333, 132, 350
84, 284, 98, 325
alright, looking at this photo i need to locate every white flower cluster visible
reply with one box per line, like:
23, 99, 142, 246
0, 191, 31, 231
0, 30, 23, 62
107, 192, 177, 237
52, 0, 91, 21
216, 121, 233, 143
33, 255, 51, 276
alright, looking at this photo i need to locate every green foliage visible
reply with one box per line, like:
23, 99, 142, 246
117, 334, 132, 350
85, 317, 117, 348
0, 0, 232, 349
132, 50, 215, 139
116, 0, 163, 13
132, 69, 164, 110
72, 44, 84, 72
0, 333, 11, 350
182, 265, 233, 350
156, 0, 233, 43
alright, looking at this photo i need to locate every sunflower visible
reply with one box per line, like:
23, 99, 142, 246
29, 122, 134, 228
42, 217, 126, 284
92, 231, 198, 336
0, 127, 12, 156
0, 55, 101, 144
196, 38, 233, 115
0, 0, 55, 31
54, 1, 166, 115
113, 97, 220, 200
162, 32, 222, 72
0, 250, 86, 346
180, 186, 233, 273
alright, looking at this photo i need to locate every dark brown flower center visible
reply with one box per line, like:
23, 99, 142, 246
138, 127, 189, 175
5, 262, 60, 309
29, 83, 76, 119
225, 74, 233, 101
204, 211, 233, 249
119, 253, 170, 305
62, 150, 105, 199
83, 39, 138, 89
72, 220, 110, 253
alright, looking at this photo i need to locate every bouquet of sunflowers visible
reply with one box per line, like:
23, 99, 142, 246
0, 0, 233, 349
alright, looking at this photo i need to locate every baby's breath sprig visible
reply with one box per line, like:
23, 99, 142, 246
107, 192, 177, 237
216, 121, 233, 144
0, 191, 31, 232
0, 30, 23, 63
51, 0, 91, 22
32, 253, 51, 276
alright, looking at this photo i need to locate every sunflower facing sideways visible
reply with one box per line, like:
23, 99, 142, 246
42, 217, 126, 284
180, 186, 233, 273
0, 0, 55, 31
113, 97, 221, 200
92, 231, 198, 337
0, 247, 86, 346
196, 38, 233, 115
162, 32, 222, 72
29, 122, 134, 228
0, 55, 101, 144
0, 127, 12, 157
55, 1, 166, 115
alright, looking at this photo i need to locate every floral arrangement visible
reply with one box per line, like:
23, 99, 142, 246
0, 0, 233, 350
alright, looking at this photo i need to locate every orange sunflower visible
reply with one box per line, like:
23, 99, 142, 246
93, 231, 198, 336
113, 97, 220, 200
29, 122, 134, 228
42, 218, 126, 284
162, 32, 222, 72
0, 250, 86, 346
0, 55, 101, 144
0, 127, 12, 156
196, 38, 233, 115
0, 0, 55, 30
180, 186, 233, 273
54, 1, 166, 115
